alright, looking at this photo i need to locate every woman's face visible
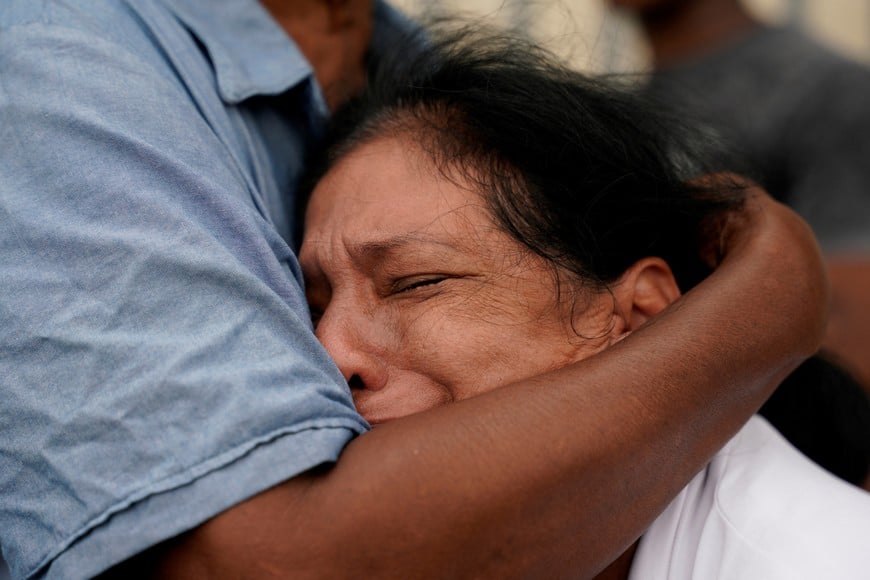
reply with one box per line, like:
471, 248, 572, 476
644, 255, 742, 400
300, 136, 623, 425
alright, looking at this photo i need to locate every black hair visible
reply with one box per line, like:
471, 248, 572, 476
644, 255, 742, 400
305, 24, 745, 293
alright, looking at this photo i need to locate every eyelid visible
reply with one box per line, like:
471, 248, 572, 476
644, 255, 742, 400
391, 275, 449, 295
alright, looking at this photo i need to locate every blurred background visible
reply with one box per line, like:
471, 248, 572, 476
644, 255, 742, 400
390, 0, 870, 72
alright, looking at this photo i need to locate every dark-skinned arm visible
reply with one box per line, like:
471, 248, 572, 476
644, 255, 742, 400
126, 190, 827, 579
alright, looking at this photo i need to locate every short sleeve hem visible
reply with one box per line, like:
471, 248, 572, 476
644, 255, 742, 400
34, 424, 359, 580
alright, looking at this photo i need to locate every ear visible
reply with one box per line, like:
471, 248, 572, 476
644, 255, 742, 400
611, 257, 681, 333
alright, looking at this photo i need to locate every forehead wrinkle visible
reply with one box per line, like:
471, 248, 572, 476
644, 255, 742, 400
345, 232, 462, 267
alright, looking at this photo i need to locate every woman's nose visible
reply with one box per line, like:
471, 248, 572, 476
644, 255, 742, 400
315, 310, 389, 392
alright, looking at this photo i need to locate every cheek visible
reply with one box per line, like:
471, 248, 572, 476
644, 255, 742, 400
402, 312, 536, 400
350, 309, 474, 423
422, 297, 611, 398
380, 304, 497, 400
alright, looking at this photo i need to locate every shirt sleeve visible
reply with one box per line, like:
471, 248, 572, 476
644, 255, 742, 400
0, 17, 367, 580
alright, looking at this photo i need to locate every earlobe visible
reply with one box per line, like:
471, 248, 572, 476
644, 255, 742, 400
614, 258, 682, 332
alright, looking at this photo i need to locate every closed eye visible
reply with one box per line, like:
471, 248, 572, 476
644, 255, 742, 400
392, 276, 448, 295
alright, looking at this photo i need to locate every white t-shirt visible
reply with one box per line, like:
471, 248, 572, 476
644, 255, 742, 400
629, 416, 870, 579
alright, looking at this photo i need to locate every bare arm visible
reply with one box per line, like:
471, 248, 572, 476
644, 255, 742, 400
138, 190, 827, 579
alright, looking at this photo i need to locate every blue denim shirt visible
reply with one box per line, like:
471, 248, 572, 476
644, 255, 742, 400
0, 1, 406, 577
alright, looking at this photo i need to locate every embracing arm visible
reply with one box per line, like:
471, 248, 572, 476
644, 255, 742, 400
2, 7, 821, 577
139, 191, 827, 578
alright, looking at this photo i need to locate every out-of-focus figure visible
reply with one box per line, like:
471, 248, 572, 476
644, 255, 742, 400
610, 0, 870, 393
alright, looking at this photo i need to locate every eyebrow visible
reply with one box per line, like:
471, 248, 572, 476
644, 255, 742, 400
347, 233, 460, 266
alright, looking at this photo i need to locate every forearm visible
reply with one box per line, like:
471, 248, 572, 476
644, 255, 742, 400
146, 193, 827, 579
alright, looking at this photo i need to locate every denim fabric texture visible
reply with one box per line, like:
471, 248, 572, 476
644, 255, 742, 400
0, 0, 410, 577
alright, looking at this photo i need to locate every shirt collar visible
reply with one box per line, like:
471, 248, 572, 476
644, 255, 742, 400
164, 0, 324, 106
